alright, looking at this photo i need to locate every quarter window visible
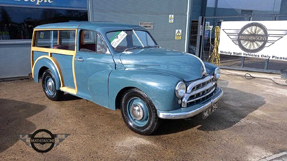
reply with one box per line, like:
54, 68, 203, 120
97, 34, 108, 54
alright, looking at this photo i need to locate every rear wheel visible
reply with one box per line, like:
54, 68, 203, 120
121, 88, 161, 135
42, 69, 63, 101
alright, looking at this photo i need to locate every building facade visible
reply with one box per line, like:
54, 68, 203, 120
88, 0, 192, 52
1, 0, 286, 78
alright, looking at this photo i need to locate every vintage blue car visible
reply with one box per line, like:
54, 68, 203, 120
31, 22, 223, 135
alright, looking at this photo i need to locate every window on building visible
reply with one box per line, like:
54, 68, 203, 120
241, 10, 253, 15
0, 6, 87, 40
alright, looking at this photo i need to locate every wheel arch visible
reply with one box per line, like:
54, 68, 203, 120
109, 70, 181, 111
38, 66, 49, 81
32, 56, 63, 90
115, 86, 136, 110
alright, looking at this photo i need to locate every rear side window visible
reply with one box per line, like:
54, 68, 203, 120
34, 31, 51, 48
57, 30, 76, 51
34, 30, 76, 51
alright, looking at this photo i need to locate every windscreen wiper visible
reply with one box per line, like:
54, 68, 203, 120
143, 45, 160, 48
123, 46, 144, 52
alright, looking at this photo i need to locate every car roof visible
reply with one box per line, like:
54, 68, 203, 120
35, 21, 145, 31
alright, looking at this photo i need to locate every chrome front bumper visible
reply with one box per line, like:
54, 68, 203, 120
157, 89, 223, 119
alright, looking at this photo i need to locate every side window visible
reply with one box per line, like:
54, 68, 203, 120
80, 30, 108, 54
80, 30, 96, 52
52, 31, 58, 47
34, 30, 76, 51
34, 31, 51, 48
58, 30, 76, 51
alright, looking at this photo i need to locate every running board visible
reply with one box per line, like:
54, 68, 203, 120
60, 87, 77, 95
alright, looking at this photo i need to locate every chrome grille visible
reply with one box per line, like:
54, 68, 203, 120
182, 75, 216, 107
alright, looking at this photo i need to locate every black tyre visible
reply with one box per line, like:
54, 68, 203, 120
121, 88, 161, 135
42, 69, 63, 101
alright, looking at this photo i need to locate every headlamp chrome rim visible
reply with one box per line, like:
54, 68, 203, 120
175, 81, 186, 98
214, 67, 220, 80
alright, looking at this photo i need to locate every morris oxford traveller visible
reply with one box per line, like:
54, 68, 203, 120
31, 22, 223, 135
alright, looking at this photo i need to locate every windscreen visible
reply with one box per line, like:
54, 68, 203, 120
106, 30, 157, 52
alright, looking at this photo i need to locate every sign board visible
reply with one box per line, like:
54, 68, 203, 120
0, 0, 87, 9
219, 21, 287, 61
169, 15, 174, 23
175, 29, 182, 40
139, 22, 154, 29
206, 22, 210, 27
205, 22, 213, 30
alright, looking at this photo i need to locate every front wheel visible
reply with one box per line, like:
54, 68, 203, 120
42, 69, 63, 101
121, 88, 161, 135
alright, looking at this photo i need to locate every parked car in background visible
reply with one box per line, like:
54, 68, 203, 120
31, 22, 223, 135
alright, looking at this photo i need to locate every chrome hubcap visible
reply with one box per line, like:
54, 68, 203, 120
45, 77, 55, 96
130, 104, 144, 120
127, 97, 149, 127
47, 80, 53, 91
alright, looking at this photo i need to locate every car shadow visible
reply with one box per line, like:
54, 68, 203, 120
60, 94, 81, 101
0, 99, 46, 153
154, 85, 266, 135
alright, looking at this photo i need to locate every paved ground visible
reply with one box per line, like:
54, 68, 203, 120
0, 70, 287, 161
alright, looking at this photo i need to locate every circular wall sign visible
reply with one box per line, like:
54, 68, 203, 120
238, 22, 268, 53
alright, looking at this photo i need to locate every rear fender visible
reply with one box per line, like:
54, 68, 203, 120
32, 56, 62, 90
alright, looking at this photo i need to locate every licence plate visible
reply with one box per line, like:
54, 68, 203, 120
202, 102, 218, 119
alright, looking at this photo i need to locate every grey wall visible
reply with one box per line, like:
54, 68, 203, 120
89, 0, 190, 52
191, 0, 207, 20
279, 0, 287, 19
204, 7, 284, 28
280, 0, 287, 14
0, 43, 31, 78
206, 8, 280, 17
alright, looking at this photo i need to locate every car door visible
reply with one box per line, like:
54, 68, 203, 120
74, 29, 115, 107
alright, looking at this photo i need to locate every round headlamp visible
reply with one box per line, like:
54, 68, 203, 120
175, 81, 186, 98
214, 67, 220, 80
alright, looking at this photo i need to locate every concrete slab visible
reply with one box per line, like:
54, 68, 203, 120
0, 71, 286, 160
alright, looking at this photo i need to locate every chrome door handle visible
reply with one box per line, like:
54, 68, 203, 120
75, 57, 84, 62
